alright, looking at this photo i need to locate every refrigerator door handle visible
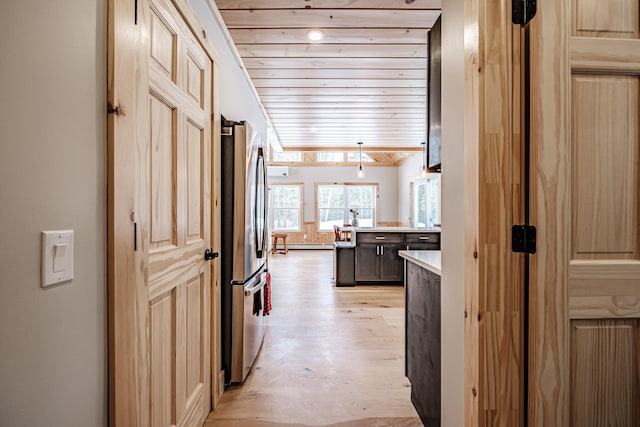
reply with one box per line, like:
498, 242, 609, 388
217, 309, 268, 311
254, 147, 267, 259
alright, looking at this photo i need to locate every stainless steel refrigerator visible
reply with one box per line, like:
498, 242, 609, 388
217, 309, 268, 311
220, 117, 268, 385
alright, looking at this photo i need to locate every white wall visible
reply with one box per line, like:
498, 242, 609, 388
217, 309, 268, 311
0, 1, 268, 425
269, 166, 400, 223
398, 154, 422, 224
0, 1, 107, 426
440, 0, 466, 424
189, 0, 268, 140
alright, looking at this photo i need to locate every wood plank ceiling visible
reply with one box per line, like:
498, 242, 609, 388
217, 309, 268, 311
212, 0, 442, 152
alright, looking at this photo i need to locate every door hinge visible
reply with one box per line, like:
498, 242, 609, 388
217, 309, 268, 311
512, 225, 536, 254
107, 103, 126, 116
512, 0, 537, 25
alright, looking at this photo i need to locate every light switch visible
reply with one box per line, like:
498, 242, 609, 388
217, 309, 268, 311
53, 243, 68, 272
42, 230, 74, 287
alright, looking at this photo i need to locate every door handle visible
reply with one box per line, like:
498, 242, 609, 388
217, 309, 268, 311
381, 245, 384, 255
204, 248, 218, 261
376, 245, 380, 256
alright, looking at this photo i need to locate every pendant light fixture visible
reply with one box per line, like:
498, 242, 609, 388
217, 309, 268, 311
421, 141, 428, 177
357, 141, 365, 178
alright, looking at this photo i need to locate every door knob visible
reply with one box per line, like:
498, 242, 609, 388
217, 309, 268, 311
204, 248, 218, 261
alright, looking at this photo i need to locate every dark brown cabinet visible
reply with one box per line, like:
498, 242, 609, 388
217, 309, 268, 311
350, 230, 441, 284
378, 244, 404, 281
355, 232, 405, 283
405, 261, 441, 425
405, 232, 440, 250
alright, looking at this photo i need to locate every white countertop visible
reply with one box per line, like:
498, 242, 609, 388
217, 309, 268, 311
350, 227, 441, 233
399, 250, 441, 276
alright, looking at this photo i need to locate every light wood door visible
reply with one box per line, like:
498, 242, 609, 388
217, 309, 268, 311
530, 0, 640, 425
108, 0, 213, 425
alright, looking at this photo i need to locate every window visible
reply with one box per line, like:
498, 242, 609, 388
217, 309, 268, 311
317, 184, 376, 230
412, 174, 440, 228
347, 152, 373, 162
316, 152, 344, 162
269, 184, 303, 231
273, 151, 302, 162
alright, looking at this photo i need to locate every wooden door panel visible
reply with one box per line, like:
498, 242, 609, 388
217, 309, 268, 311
570, 319, 639, 426
151, 291, 175, 426
186, 55, 204, 108
186, 275, 203, 397
150, 7, 176, 79
573, 0, 639, 37
186, 122, 203, 242
150, 93, 176, 250
571, 75, 638, 259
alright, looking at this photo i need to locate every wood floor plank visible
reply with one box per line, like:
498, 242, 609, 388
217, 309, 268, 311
205, 250, 421, 426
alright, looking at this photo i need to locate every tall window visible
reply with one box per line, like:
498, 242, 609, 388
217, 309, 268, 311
412, 175, 440, 228
269, 184, 303, 231
317, 184, 376, 230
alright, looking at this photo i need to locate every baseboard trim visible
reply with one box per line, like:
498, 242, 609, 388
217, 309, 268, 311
272, 244, 333, 251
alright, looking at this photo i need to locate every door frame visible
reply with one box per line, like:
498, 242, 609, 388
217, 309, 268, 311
107, 0, 223, 424
462, 0, 526, 424
527, 0, 571, 424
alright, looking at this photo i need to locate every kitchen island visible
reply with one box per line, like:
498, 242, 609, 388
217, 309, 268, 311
350, 227, 440, 285
399, 250, 441, 426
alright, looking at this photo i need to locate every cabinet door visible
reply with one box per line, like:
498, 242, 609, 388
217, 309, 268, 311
355, 244, 379, 281
379, 244, 404, 282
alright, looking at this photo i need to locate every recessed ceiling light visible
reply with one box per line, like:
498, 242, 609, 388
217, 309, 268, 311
306, 29, 324, 42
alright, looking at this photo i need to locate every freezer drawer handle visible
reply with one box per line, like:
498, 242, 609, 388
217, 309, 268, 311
204, 248, 218, 261
245, 277, 267, 296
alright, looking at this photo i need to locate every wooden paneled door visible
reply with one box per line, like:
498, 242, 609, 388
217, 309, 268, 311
108, 0, 216, 425
530, 0, 640, 425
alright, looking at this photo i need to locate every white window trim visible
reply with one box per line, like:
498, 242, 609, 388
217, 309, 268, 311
269, 183, 304, 232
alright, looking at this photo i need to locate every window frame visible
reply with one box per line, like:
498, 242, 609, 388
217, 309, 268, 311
272, 151, 302, 162
315, 182, 379, 231
315, 152, 345, 162
409, 174, 440, 229
268, 183, 304, 232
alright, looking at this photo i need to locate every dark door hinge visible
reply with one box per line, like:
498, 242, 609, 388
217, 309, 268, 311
107, 103, 126, 116
512, 0, 537, 25
512, 225, 536, 254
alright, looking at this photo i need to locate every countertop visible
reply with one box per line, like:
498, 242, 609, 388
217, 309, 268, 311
349, 227, 441, 233
333, 241, 356, 248
399, 250, 441, 276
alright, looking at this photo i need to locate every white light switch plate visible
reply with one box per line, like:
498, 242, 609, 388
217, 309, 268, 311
42, 230, 74, 287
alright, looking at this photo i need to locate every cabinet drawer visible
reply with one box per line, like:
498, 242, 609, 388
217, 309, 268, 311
356, 232, 405, 244
405, 232, 440, 244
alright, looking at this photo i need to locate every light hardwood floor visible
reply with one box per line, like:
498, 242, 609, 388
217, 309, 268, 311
205, 250, 422, 426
